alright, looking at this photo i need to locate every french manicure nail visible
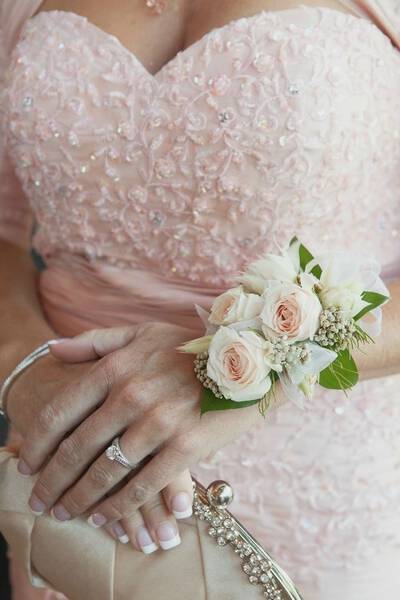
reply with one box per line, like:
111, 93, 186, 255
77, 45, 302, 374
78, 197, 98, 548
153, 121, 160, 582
51, 504, 71, 522
157, 521, 181, 550
113, 523, 130, 544
17, 459, 33, 476
136, 525, 158, 554
171, 492, 192, 519
88, 513, 107, 528
29, 494, 46, 515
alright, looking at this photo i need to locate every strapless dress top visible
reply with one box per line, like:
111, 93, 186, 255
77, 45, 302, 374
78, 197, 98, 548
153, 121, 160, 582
1, 5, 400, 334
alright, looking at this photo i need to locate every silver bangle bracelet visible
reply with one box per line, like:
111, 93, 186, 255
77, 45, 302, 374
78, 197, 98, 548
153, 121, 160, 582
0, 342, 54, 422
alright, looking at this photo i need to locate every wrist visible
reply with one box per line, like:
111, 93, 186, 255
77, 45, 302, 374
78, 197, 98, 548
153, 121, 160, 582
0, 330, 56, 381
0, 334, 58, 429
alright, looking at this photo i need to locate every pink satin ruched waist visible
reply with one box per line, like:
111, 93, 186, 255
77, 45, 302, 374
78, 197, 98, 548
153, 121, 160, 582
38, 254, 225, 337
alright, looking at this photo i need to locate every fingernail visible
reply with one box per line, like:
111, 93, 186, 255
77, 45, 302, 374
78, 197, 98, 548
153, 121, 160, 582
48, 338, 69, 345
51, 504, 71, 522
88, 513, 107, 528
171, 492, 192, 519
29, 494, 46, 515
112, 523, 130, 544
157, 521, 181, 550
17, 459, 33, 476
136, 525, 158, 554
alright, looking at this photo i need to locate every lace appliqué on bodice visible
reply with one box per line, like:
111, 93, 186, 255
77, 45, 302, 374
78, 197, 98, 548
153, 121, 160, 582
2, 7, 400, 287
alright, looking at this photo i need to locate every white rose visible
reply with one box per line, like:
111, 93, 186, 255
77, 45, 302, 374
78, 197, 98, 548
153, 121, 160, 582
208, 286, 264, 325
237, 252, 299, 294
312, 252, 376, 318
260, 281, 322, 343
319, 282, 365, 317
207, 327, 272, 402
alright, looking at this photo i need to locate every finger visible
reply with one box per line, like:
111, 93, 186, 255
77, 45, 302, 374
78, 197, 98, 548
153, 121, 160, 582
49, 418, 167, 521
105, 513, 159, 554
49, 326, 139, 363
101, 480, 157, 553
18, 363, 111, 476
162, 469, 194, 520
27, 402, 129, 515
86, 441, 192, 526
104, 521, 131, 546
122, 512, 159, 554
140, 491, 180, 551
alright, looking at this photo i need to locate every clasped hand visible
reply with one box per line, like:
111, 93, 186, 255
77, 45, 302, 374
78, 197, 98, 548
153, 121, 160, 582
10, 322, 259, 552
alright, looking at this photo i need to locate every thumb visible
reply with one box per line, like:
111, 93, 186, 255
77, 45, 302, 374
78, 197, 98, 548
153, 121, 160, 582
48, 326, 139, 363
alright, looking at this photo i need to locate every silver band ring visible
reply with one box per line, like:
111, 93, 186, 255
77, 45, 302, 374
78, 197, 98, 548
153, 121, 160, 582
105, 436, 135, 470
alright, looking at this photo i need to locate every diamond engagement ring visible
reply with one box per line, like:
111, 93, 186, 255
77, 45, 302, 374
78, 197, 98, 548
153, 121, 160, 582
105, 436, 135, 470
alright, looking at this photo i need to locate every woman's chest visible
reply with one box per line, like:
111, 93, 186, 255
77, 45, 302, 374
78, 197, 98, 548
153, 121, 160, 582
3, 7, 400, 285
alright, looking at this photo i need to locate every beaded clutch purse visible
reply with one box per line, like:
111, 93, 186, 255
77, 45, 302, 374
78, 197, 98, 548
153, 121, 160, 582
0, 447, 303, 600
194, 479, 304, 600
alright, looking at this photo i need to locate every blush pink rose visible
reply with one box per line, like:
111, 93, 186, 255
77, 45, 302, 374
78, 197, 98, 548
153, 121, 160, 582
261, 282, 322, 342
207, 327, 272, 402
208, 286, 264, 326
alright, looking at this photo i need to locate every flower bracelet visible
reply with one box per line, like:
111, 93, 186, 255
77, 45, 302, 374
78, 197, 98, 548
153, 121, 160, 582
177, 237, 390, 416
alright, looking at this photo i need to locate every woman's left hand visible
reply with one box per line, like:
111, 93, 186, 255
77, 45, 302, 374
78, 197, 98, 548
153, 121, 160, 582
18, 322, 261, 531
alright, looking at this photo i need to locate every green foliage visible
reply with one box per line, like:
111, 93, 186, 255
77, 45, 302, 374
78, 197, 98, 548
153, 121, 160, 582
319, 349, 358, 390
290, 236, 322, 279
200, 387, 260, 415
354, 291, 389, 321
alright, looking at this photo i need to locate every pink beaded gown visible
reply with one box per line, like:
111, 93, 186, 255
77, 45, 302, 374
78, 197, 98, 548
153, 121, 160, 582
1, 1, 400, 598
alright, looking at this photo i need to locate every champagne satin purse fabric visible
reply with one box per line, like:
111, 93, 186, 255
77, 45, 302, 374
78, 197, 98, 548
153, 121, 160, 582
0, 448, 303, 600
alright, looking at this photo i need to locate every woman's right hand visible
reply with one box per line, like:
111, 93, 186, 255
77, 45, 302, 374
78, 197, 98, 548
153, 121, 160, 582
6, 340, 193, 553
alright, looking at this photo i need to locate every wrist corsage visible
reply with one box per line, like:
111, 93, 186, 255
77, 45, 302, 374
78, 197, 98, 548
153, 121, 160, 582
177, 237, 390, 416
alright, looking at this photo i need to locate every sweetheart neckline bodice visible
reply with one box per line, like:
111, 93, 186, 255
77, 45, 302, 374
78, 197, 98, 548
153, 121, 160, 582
3, 5, 400, 296
27, 5, 376, 79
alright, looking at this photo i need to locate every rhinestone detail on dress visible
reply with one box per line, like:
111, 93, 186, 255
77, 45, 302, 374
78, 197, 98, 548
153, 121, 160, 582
145, 0, 168, 15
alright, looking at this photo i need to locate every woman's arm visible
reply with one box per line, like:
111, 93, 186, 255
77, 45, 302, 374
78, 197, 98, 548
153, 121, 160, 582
354, 278, 400, 380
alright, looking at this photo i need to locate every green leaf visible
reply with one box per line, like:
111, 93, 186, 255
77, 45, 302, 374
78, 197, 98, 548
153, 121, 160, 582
297, 241, 322, 279
353, 291, 390, 321
200, 387, 260, 415
319, 349, 358, 390
270, 370, 280, 383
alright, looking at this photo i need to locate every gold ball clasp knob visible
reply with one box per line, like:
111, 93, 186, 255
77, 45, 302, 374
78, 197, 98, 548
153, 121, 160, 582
206, 480, 234, 509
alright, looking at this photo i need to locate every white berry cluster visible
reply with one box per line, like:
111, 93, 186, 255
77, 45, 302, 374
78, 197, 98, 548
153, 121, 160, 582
270, 336, 309, 368
314, 307, 356, 351
194, 352, 224, 398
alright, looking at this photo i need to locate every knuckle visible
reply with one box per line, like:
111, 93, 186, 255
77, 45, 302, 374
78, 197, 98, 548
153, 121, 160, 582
118, 381, 150, 413
127, 481, 150, 504
136, 321, 154, 336
104, 498, 124, 521
117, 386, 136, 411
56, 436, 82, 468
151, 407, 170, 433
171, 434, 196, 459
99, 353, 120, 382
88, 463, 115, 489
36, 404, 61, 434
144, 495, 164, 514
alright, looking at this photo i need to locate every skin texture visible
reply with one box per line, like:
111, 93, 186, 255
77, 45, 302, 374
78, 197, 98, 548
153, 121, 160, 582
2, 0, 400, 550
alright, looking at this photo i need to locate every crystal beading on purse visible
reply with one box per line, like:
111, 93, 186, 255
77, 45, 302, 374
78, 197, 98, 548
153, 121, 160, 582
195, 479, 303, 600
